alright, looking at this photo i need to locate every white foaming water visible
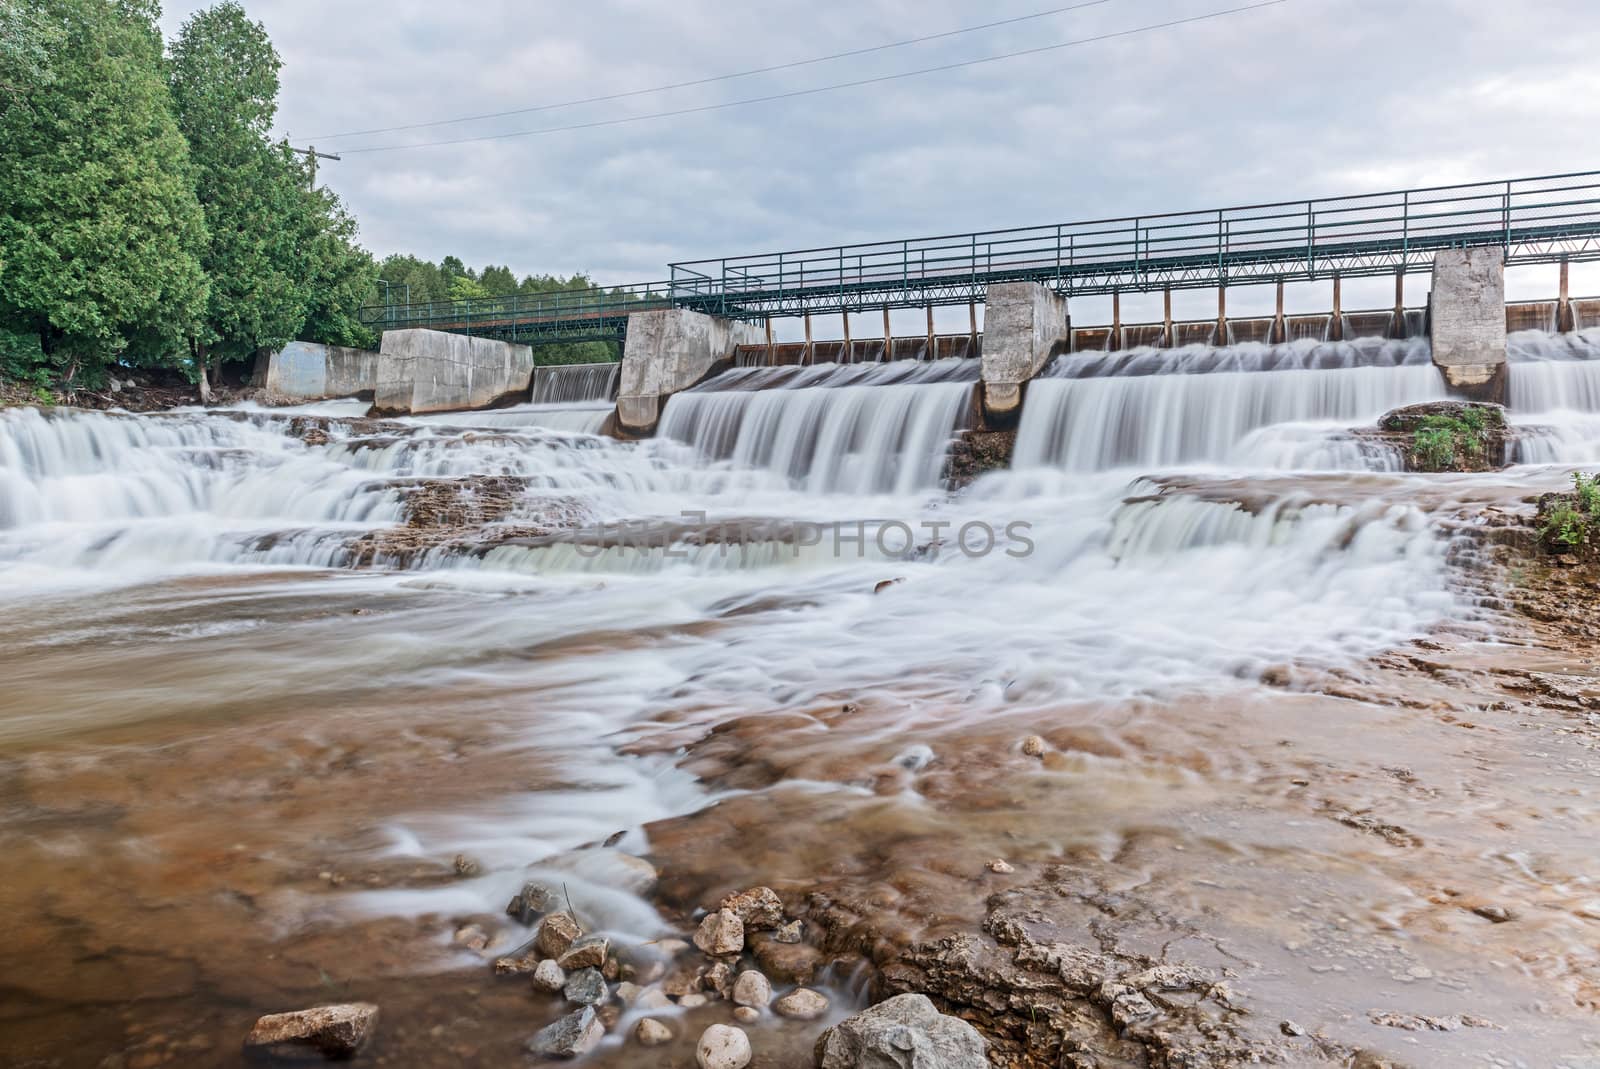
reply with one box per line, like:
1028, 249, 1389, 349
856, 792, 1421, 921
530, 361, 620, 404
0, 341, 1467, 944
1015, 338, 1447, 472
658, 359, 977, 494
1505, 329, 1600, 463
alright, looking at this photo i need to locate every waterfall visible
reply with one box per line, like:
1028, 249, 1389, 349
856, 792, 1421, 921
1504, 329, 1600, 463
1014, 338, 1446, 472
658, 359, 977, 494
531, 362, 620, 404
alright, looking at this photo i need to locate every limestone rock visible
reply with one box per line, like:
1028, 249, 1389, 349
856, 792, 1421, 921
562, 967, 607, 1006
635, 986, 672, 1011
720, 886, 784, 930
693, 909, 745, 957
244, 1003, 379, 1061
750, 933, 822, 984
635, 1018, 673, 1047
506, 881, 561, 924
773, 987, 829, 1020
453, 923, 490, 951
615, 981, 641, 1005
1021, 734, 1047, 757
557, 935, 609, 971
987, 858, 1015, 874
733, 1005, 759, 1024
534, 912, 581, 960
679, 993, 710, 1009
814, 994, 987, 1069
773, 919, 803, 944
531, 959, 567, 994
695, 1024, 752, 1069
731, 970, 772, 1008
702, 961, 733, 999
527, 1006, 603, 1059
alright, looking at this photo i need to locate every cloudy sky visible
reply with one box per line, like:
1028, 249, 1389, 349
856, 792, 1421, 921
158, 0, 1600, 322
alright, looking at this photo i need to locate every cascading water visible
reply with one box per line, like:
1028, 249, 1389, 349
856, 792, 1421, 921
657, 358, 978, 494
1503, 329, 1600, 462
530, 361, 620, 404
1014, 337, 1446, 471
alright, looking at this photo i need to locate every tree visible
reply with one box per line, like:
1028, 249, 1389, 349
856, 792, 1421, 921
0, 0, 60, 107
168, 2, 304, 398
295, 176, 377, 350
0, 0, 208, 384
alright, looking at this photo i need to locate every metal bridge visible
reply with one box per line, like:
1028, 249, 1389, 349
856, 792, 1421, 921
358, 170, 1600, 344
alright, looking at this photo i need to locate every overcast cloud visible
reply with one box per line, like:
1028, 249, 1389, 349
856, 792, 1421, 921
155, 0, 1600, 319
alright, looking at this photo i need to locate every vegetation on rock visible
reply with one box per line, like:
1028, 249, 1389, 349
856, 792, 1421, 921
1538, 472, 1600, 553
1377, 401, 1506, 473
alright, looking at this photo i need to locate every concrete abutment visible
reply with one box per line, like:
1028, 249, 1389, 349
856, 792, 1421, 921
373, 329, 536, 416
1429, 248, 1508, 404
615, 308, 760, 435
979, 282, 1070, 426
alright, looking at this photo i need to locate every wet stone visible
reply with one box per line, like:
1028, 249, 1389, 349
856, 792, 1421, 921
531, 959, 566, 994
732, 1006, 760, 1024
635, 1018, 672, 1047
815, 994, 987, 1069
533, 912, 581, 960
1021, 734, 1047, 757
719, 886, 784, 931
557, 934, 609, 971
702, 961, 733, 999
243, 1003, 379, 1061
506, 880, 561, 924
526, 1006, 603, 1060
773, 987, 829, 1020
694, 909, 745, 957
732, 970, 772, 1008
562, 967, 607, 1006
750, 934, 823, 984
773, 919, 803, 944
695, 1024, 752, 1069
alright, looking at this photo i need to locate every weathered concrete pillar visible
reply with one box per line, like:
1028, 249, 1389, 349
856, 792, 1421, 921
372, 329, 535, 416
980, 281, 1070, 425
262, 341, 380, 402
615, 308, 758, 435
1429, 248, 1507, 403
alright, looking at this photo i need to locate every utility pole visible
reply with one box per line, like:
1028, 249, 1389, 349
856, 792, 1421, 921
290, 145, 341, 189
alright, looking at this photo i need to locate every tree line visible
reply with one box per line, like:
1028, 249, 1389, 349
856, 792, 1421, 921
0, 0, 623, 400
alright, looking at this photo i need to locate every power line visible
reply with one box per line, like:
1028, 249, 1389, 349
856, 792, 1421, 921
342, 0, 1292, 155
310, 0, 1126, 142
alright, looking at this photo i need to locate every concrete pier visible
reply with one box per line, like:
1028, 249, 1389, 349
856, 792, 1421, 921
616, 308, 759, 435
372, 329, 535, 416
260, 341, 379, 402
1429, 248, 1507, 403
980, 282, 1070, 424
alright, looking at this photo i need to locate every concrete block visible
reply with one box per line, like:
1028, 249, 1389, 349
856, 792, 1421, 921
616, 309, 759, 434
981, 282, 1069, 423
373, 329, 535, 416
1430, 248, 1507, 402
262, 341, 379, 401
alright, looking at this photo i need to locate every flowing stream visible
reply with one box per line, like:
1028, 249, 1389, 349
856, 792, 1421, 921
7, 332, 1600, 1066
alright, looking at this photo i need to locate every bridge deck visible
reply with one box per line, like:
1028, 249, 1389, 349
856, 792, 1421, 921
359, 170, 1600, 344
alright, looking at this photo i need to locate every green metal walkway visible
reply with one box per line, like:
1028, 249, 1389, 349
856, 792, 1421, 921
358, 170, 1600, 344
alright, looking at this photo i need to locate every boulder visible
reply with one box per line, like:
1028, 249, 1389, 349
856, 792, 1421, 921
695, 1024, 752, 1069
814, 994, 988, 1069
750, 933, 822, 983
732, 970, 772, 1008
244, 1003, 379, 1061
526, 1006, 603, 1059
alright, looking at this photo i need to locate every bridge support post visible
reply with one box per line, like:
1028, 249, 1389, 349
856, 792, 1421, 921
615, 308, 760, 436
1558, 257, 1575, 333
882, 306, 893, 362
1429, 247, 1507, 403
1162, 287, 1173, 348
1216, 285, 1228, 345
1330, 275, 1344, 342
1390, 270, 1407, 339
842, 310, 853, 363
804, 313, 814, 364
980, 281, 1069, 427
1271, 281, 1285, 344
1110, 290, 1122, 352
968, 301, 978, 357
926, 306, 935, 361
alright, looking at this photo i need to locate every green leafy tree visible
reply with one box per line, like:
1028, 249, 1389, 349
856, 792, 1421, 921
295, 176, 377, 349
0, 0, 60, 107
0, 0, 208, 385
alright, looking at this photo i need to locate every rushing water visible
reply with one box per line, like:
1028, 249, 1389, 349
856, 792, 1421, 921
8, 332, 1600, 1066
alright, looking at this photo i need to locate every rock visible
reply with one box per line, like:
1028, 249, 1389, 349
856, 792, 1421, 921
635, 1018, 673, 1047
453, 923, 490, 951
663, 966, 702, 998
693, 909, 745, 957
1280, 1020, 1306, 1037
562, 968, 607, 1006
506, 881, 561, 924
601, 957, 620, 981
534, 912, 582, 960
1473, 904, 1514, 923
452, 854, 480, 877
731, 970, 772, 1008
532, 959, 567, 994
695, 1024, 751, 1069
526, 1006, 603, 1060
537, 848, 659, 895
557, 935, 609, 971
244, 1003, 379, 1061
750, 933, 823, 984
702, 961, 733, 999
773, 919, 803, 944
720, 886, 784, 930
493, 952, 540, 976
1374, 400, 1507, 473
1020, 734, 1047, 757
615, 981, 641, 1005
635, 987, 672, 1011
733, 1005, 759, 1024
814, 993, 987, 1069
773, 987, 829, 1020
987, 859, 1015, 874
679, 993, 710, 1009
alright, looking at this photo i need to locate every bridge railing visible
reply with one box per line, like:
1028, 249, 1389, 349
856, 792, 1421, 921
668, 170, 1600, 314
358, 282, 677, 335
